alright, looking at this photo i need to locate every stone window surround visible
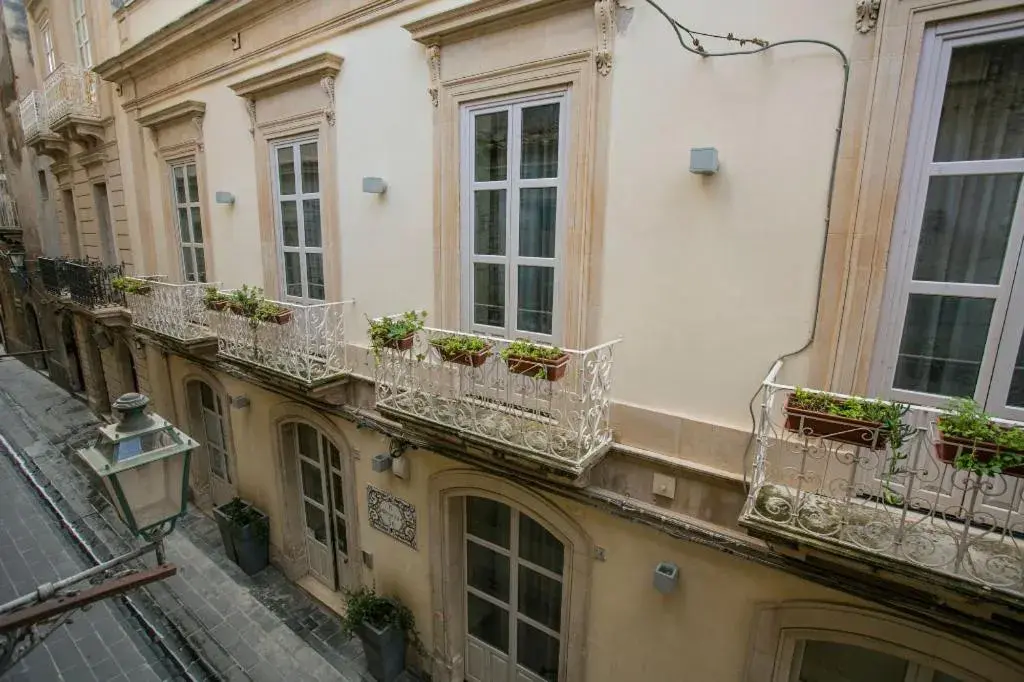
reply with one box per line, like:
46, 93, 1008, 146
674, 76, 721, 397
137, 100, 212, 284
427, 468, 592, 682
743, 601, 1024, 681
228, 53, 343, 302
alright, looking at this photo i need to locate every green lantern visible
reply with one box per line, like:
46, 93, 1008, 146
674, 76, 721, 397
77, 393, 197, 537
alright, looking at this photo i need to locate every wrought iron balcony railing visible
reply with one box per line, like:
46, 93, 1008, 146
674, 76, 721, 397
35, 257, 124, 309
206, 296, 352, 386
124, 279, 218, 344
37, 257, 65, 296
741, 362, 1024, 600
18, 91, 49, 140
44, 63, 101, 128
373, 325, 619, 475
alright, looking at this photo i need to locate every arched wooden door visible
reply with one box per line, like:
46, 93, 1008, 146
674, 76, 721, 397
60, 315, 84, 392
24, 305, 47, 372
185, 380, 236, 507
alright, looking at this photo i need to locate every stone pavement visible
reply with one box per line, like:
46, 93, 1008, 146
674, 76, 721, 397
0, 356, 410, 682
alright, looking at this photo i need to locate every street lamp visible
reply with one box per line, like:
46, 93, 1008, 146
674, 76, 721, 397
76, 392, 197, 539
7, 252, 24, 270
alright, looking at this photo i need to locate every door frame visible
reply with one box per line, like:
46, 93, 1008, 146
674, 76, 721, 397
181, 375, 238, 510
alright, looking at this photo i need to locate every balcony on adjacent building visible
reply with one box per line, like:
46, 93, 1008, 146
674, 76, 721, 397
43, 63, 103, 145
124, 278, 218, 346
741, 362, 1024, 604
373, 325, 620, 478
0, 175, 20, 242
18, 90, 49, 141
35, 257, 124, 310
206, 295, 353, 387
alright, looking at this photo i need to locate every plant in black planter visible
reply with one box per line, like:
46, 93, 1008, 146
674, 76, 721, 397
341, 586, 424, 682
112, 276, 152, 296
368, 311, 427, 360
430, 333, 491, 367
935, 398, 1024, 477
784, 388, 911, 451
500, 339, 569, 381
213, 497, 270, 575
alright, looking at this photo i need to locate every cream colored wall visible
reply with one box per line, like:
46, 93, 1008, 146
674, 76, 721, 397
113, 0, 208, 51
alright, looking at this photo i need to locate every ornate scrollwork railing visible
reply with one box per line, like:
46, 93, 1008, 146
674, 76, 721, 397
125, 279, 217, 343
19, 91, 49, 140
43, 63, 101, 128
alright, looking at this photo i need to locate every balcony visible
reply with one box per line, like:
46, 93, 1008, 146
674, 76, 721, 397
373, 326, 620, 479
43, 63, 103, 145
19, 90, 49, 140
124, 279, 218, 346
741, 362, 1024, 603
0, 175, 20, 241
36, 257, 124, 310
206, 296, 353, 387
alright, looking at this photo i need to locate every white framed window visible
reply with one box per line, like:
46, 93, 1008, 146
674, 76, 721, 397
875, 13, 1024, 421
460, 92, 568, 343
271, 137, 324, 301
71, 0, 91, 68
41, 22, 56, 74
170, 161, 205, 282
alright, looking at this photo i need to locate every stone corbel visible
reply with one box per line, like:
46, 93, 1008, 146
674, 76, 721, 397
146, 127, 159, 158
320, 76, 336, 127
427, 45, 441, 107
855, 0, 880, 33
245, 98, 257, 137
191, 114, 205, 151
595, 0, 616, 76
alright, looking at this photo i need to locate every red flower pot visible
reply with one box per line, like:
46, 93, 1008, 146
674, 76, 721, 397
783, 395, 891, 450
384, 334, 415, 351
432, 342, 491, 367
505, 353, 569, 381
934, 423, 1024, 477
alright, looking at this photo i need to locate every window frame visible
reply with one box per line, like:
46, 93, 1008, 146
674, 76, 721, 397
40, 21, 56, 74
270, 135, 325, 303
71, 0, 91, 68
872, 12, 1024, 418
169, 159, 206, 283
459, 90, 570, 344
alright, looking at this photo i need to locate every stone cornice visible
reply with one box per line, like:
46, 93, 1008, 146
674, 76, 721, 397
403, 0, 591, 46
137, 100, 206, 129
227, 53, 342, 99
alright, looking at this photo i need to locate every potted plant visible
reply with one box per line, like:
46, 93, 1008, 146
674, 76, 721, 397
204, 286, 231, 311
430, 333, 491, 367
500, 339, 569, 381
368, 311, 426, 358
228, 285, 292, 326
111, 276, 152, 296
341, 586, 423, 682
783, 388, 911, 451
935, 398, 1024, 477
212, 497, 270, 575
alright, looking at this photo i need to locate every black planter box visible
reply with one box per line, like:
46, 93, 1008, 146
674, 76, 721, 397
212, 504, 239, 563
359, 621, 407, 682
213, 499, 270, 576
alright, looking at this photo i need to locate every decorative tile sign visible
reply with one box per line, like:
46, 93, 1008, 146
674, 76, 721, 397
367, 485, 417, 549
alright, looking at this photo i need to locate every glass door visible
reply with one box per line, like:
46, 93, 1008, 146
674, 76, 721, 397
196, 382, 235, 507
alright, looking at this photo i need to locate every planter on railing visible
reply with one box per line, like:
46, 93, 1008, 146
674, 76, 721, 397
782, 390, 908, 452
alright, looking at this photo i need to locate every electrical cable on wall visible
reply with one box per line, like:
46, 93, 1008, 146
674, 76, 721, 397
641, 0, 852, 487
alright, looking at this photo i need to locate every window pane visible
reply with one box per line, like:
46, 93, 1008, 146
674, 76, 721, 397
467, 593, 508, 653
177, 208, 190, 242
473, 263, 505, 328
306, 253, 325, 301
210, 449, 226, 479
190, 207, 203, 243
186, 164, 199, 202
277, 146, 296, 195
195, 248, 206, 283
893, 294, 994, 397
199, 383, 215, 410
328, 441, 341, 471
202, 410, 223, 448
797, 640, 909, 682
519, 515, 563, 574
519, 187, 557, 258
934, 38, 1024, 162
518, 566, 561, 631
182, 247, 195, 281
913, 174, 1021, 285
331, 471, 344, 514
517, 266, 554, 335
474, 190, 506, 256
517, 621, 559, 682
474, 111, 508, 182
466, 496, 510, 548
304, 502, 328, 545
280, 201, 299, 246
296, 424, 319, 459
1006, 333, 1024, 408
521, 103, 560, 179
173, 167, 186, 205
334, 516, 348, 555
300, 459, 324, 504
467, 541, 510, 602
303, 199, 322, 247
300, 143, 319, 193
284, 252, 303, 297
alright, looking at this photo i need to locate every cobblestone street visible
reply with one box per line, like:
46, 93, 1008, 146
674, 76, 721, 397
0, 356, 398, 681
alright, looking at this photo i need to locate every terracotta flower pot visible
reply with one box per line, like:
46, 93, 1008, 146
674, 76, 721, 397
934, 423, 1024, 477
432, 341, 491, 367
384, 334, 415, 351
783, 395, 891, 450
505, 352, 569, 381
267, 308, 292, 324
206, 299, 228, 311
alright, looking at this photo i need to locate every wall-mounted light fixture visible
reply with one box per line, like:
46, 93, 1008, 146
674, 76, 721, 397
362, 177, 387, 195
229, 395, 250, 409
371, 438, 410, 478
689, 147, 719, 175
653, 562, 679, 594
215, 191, 235, 205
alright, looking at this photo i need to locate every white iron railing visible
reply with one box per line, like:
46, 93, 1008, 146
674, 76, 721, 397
374, 325, 619, 472
0, 175, 19, 231
19, 91, 49, 139
43, 63, 101, 128
125, 279, 217, 343
206, 297, 352, 385
742, 362, 1024, 599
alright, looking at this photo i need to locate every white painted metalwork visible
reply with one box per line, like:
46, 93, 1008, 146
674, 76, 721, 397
742, 361, 1024, 599
0, 175, 18, 232
373, 323, 619, 472
43, 63, 101, 128
125, 279, 216, 343
206, 296, 352, 385
19, 91, 49, 140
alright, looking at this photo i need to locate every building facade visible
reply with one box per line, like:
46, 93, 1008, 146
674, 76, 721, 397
2, 0, 1023, 680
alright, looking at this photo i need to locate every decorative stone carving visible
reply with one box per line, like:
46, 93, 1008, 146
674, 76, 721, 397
595, 0, 616, 76
245, 98, 257, 137
191, 114, 205, 151
367, 485, 417, 548
855, 0, 880, 34
320, 76, 336, 127
426, 45, 441, 107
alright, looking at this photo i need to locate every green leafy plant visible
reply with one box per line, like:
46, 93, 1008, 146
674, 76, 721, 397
204, 286, 230, 308
111, 276, 151, 295
367, 310, 426, 359
228, 285, 291, 328
938, 398, 1024, 476
218, 497, 269, 539
499, 339, 564, 363
430, 333, 491, 365
340, 586, 425, 655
